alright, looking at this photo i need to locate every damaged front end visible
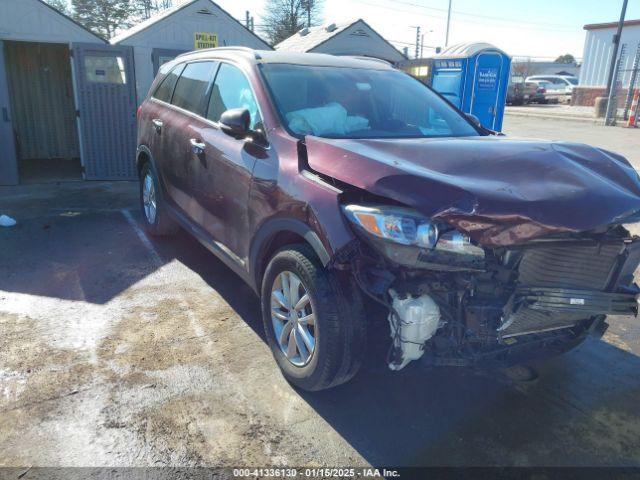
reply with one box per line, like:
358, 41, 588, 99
340, 202, 640, 370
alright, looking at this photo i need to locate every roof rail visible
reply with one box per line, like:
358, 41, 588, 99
177, 46, 262, 60
347, 56, 392, 66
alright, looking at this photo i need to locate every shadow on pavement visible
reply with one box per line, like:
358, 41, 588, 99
158, 227, 640, 467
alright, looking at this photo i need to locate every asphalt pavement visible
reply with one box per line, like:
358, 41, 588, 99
1, 117, 640, 469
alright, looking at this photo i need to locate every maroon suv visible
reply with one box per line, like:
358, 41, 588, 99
136, 48, 640, 391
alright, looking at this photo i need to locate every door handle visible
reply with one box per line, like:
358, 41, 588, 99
190, 138, 206, 154
152, 119, 163, 132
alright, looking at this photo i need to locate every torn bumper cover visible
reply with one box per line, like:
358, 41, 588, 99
499, 287, 638, 338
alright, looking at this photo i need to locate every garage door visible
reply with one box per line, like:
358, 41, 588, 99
72, 43, 137, 180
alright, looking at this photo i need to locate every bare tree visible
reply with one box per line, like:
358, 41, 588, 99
262, 0, 323, 46
135, 0, 174, 20
71, 0, 136, 38
43, 0, 70, 15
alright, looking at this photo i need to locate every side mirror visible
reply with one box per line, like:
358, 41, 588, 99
220, 108, 250, 138
465, 113, 482, 128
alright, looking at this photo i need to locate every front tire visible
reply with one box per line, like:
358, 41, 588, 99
261, 244, 366, 391
139, 162, 178, 236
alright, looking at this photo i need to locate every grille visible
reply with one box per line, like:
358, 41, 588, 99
517, 243, 624, 291
501, 242, 625, 338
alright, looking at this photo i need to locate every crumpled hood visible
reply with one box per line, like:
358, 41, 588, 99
303, 135, 640, 246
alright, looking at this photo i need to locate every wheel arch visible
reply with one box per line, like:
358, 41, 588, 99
250, 218, 332, 293
136, 145, 154, 177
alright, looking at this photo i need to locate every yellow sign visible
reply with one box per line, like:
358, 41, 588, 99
194, 32, 218, 50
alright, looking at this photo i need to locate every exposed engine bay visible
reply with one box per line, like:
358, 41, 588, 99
298, 134, 640, 371
340, 222, 640, 371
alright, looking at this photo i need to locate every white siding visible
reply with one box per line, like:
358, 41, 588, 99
113, 0, 270, 101
310, 21, 405, 63
580, 24, 640, 87
0, 0, 103, 44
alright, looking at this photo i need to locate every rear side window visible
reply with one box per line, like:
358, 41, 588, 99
153, 64, 183, 103
171, 61, 217, 115
207, 63, 260, 128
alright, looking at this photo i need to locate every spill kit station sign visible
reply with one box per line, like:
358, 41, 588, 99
195, 32, 218, 50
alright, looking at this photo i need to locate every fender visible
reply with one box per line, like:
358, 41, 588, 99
249, 217, 332, 291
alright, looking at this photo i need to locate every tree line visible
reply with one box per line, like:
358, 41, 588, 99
44, 0, 322, 45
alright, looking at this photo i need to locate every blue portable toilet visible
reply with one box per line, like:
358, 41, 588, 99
431, 42, 511, 131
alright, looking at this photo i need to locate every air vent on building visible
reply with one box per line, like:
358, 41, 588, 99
351, 28, 369, 37
196, 8, 213, 15
299, 27, 310, 36
325, 23, 338, 32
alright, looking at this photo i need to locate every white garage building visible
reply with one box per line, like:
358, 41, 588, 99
111, 0, 271, 103
0, 0, 109, 185
275, 19, 406, 65
0, 0, 273, 185
574, 19, 640, 106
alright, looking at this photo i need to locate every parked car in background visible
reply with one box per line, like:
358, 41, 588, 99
136, 48, 640, 391
507, 76, 527, 105
526, 75, 578, 103
529, 80, 560, 104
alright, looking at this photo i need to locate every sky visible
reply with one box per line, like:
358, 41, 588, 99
214, 0, 640, 60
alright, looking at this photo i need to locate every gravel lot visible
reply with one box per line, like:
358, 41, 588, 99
1, 117, 640, 469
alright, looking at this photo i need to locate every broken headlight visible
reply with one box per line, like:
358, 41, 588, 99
342, 204, 485, 271
342, 204, 439, 248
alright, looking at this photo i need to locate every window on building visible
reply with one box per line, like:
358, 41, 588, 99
84, 55, 127, 84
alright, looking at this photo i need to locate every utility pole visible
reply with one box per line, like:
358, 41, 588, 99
412, 26, 421, 59
421, 33, 425, 58
604, 0, 629, 125
445, 0, 452, 47
245, 10, 250, 28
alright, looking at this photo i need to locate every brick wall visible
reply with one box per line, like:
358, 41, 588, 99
572, 86, 638, 107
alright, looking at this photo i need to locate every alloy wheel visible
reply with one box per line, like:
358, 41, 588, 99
142, 173, 157, 224
270, 271, 316, 366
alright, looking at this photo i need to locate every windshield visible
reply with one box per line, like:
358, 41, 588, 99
565, 77, 578, 85
260, 64, 480, 139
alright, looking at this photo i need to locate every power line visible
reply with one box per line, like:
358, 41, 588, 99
351, 0, 578, 32
382, 0, 577, 30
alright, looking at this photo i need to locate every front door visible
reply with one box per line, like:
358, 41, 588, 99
197, 62, 263, 261
72, 43, 137, 179
471, 53, 503, 130
0, 41, 19, 186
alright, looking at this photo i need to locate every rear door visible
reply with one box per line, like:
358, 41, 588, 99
72, 43, 137, 179
0, 41, 19, 185
471, 53, 504, 129
161, 61, 218, 216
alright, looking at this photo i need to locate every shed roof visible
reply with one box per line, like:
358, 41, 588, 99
584, 19, 640, 31
275, 19, 404, 61
275, 21, 354, 52
110, 0, 270, 49
0, 0, 106, 43
435, 42, 508, 58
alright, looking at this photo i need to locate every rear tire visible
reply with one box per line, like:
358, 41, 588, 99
139, 162, 178, 236
261, 244, 366, 391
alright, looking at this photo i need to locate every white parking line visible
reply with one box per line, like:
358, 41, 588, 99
121, 209, 163, 267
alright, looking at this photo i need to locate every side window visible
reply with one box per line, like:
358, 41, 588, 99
207, 63, 261, 129
152, 64, 183, 103
171, 61, 217, 115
